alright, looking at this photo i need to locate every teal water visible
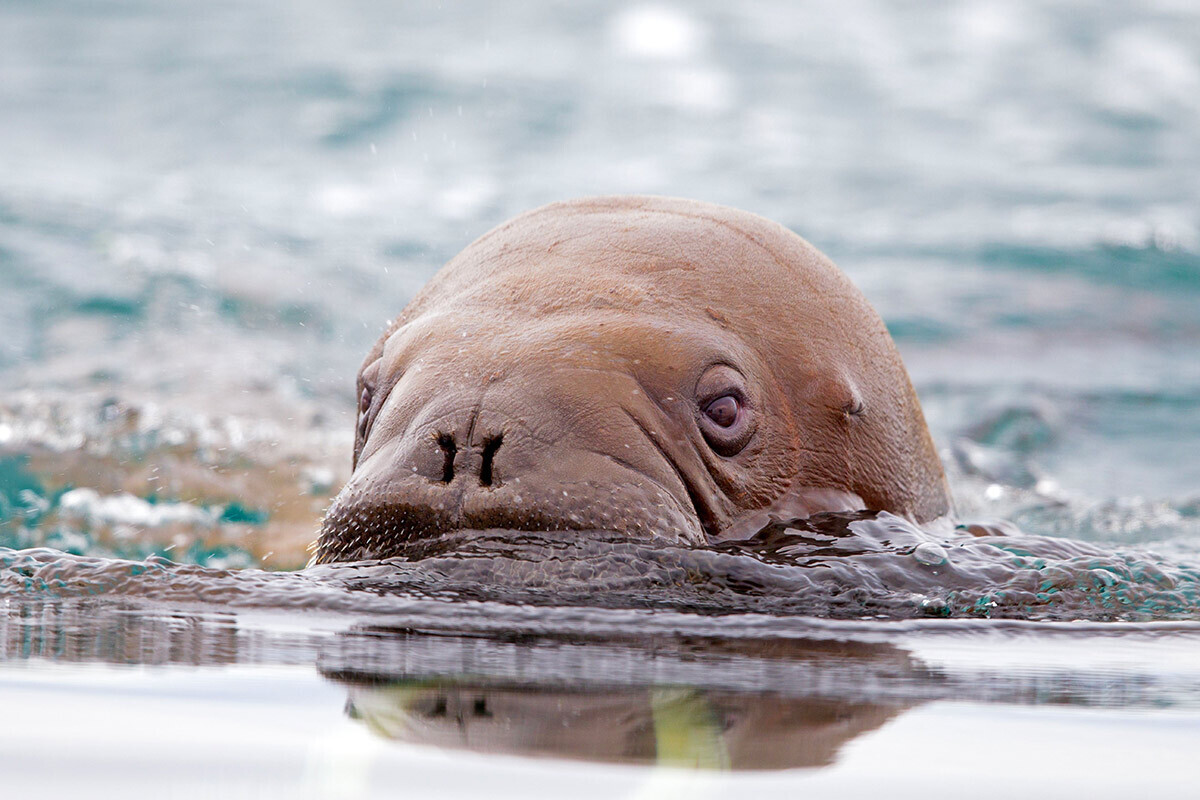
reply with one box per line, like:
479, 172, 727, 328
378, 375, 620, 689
1, 0, 1199, 795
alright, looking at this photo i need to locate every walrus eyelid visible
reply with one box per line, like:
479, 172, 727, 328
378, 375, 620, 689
693, 362, 750, 404
697, 384, 748, 409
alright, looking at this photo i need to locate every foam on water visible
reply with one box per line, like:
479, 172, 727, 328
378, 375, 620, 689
4, 510, 1198, 623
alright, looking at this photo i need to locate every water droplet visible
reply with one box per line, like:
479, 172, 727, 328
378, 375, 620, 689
913, 542, 948, 566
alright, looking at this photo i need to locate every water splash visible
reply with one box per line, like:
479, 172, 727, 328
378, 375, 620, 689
3, 511, 1197, 623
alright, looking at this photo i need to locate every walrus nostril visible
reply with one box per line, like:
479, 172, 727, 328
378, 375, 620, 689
436, 432, 456, 483
479, 433, 503, 486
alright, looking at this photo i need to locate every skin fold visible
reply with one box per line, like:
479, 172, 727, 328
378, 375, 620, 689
312, 195, 951, 564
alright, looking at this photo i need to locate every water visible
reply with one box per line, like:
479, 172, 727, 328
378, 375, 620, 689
5, 512, 1199, 621
5, 595, 1200, 797
2, 0, 1200, 795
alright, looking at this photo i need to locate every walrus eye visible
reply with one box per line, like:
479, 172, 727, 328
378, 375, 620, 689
695, 365, 756, 457
704, 395, 740, 428
357, 385, 373, 441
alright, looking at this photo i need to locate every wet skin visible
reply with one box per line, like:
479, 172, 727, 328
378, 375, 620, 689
313, 196, 950, 564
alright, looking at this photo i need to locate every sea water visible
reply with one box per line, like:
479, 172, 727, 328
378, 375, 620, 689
2, 0, 1199, 796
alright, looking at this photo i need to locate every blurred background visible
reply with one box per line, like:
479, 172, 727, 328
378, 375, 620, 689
1, 0, 1197, 568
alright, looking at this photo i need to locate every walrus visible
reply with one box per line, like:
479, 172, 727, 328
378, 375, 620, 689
313, 196, 951, 564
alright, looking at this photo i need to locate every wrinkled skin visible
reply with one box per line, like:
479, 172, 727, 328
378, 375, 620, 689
313, 196, 951, 564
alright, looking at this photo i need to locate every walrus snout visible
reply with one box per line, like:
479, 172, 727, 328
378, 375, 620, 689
313, 385, 709, 563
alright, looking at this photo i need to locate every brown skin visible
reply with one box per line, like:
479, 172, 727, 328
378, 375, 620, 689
312, 196, 951, 564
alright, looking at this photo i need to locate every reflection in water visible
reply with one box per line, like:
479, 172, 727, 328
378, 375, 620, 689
5, 596, 1200, 773
328, 635, 920, 771
342, 682, 902, 771
0, 599, 321, 667
3, 600, 239, 666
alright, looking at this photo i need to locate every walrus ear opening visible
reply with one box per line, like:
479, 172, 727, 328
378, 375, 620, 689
823, 372, 865, 424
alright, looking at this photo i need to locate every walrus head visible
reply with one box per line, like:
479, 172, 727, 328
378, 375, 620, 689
313, 196, 951, 564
